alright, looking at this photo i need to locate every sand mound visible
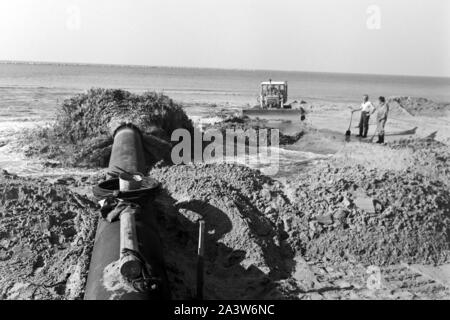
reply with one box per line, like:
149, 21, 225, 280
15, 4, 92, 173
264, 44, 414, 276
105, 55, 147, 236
289, 161, 450, 266
388, 138, 450, 184
146, 139, 449, 298
388, 96, 450, 117
204, 116, 305, 146
149, 163, 301, 299
21, 89, 193, 168
0, 171, 97, 300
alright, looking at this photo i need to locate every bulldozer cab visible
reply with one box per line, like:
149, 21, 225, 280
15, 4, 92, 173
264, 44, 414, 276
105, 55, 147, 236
260, 80, 288, 109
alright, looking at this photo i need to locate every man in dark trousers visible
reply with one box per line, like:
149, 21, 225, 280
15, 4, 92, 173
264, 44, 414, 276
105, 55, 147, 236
375, 96, 389, 143
352, 94, 374, 138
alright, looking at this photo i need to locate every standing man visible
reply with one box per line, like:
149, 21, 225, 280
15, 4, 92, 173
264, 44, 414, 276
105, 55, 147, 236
351, 94, 374, 138
374, 96, 389, 143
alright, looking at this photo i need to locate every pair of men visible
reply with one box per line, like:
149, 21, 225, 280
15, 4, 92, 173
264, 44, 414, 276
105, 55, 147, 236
351, 94, 389, 143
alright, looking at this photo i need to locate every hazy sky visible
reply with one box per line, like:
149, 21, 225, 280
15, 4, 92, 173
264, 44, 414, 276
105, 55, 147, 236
0, 0, 449, 77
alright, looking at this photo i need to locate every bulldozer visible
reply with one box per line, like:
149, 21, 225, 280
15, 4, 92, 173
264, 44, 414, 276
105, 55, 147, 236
242, 80, 305, 119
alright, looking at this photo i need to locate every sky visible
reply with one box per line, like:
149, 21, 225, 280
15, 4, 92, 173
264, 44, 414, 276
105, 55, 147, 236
0, 0, 449, 77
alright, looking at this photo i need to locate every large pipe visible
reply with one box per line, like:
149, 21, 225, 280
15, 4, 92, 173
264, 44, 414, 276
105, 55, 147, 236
84, 124, 171, 300
109, 126, 147, 175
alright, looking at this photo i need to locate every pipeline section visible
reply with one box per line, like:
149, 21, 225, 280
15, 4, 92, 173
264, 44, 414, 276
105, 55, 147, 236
84, 124, 171, 300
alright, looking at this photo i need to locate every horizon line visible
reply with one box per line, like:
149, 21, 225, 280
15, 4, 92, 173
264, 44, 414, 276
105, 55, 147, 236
1, 59, 449, 80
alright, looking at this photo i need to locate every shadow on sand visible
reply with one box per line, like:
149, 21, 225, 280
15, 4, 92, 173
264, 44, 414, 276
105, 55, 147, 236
151, 191, 295, 299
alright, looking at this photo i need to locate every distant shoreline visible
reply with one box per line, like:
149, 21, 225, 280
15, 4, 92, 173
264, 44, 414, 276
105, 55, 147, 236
1, 60, 449, 80
1, 62, 450, 104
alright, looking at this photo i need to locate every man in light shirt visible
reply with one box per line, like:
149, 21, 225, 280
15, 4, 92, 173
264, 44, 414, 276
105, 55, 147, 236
351, 94, 375, 138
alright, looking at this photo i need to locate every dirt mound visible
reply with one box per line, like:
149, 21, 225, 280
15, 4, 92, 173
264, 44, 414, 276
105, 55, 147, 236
149, 163, 301, 299
289, 161, 450, 266
204, 116, 305, 146
388, 96, 450, 117
388, 138, 450, 185
21, 89, 193, 168
0, 171, 97, 300
148, 139, 450, 298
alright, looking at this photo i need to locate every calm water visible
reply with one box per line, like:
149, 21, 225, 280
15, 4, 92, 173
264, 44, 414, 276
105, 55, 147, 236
1, 62, 450, 122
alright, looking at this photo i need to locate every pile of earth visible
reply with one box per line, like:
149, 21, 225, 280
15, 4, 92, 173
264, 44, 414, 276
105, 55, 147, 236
20, 88, 193, 168
204, 115, 305, 146
149, 163, 303, 299
286, 145, 450, 266
147, 150, 449, 298
140, 137, 449, 297
0, 170, 98, 300
388, 138, 450, 185
388, 96, 450, 117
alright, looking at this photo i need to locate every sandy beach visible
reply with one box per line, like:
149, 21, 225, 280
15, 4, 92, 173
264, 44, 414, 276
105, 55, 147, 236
0, 87, 449, 300
2, 0, 450, 312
